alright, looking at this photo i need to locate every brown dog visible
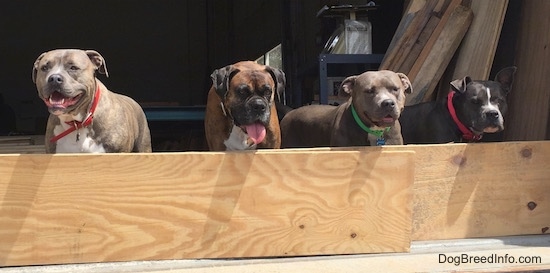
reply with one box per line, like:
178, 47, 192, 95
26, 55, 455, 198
204, 61, 286, 151
281, 70, 412, 147
33, 49, 152, 153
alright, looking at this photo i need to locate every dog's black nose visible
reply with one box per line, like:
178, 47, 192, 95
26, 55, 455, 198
381, 99, 396, 109
48, 74, 64, 85
250, 98, 267, 112
486, 110, 500, 120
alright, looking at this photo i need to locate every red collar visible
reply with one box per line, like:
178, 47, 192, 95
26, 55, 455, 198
447, 91, 482, 141
50, 85, 101, 143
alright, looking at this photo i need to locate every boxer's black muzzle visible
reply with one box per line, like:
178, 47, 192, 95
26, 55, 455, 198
230, 96, 271, 127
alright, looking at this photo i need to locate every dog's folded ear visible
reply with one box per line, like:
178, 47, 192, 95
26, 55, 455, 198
494, 66, 517, 95
32, 52, 46, 83
265, 66, 286, 102
210, 65, 239, 99
450, 76, 473, 93
338, 75, 357, 98
85, 50, 109, 78
397, 73, 413, 94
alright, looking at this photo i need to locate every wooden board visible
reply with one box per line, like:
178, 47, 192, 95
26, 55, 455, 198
282, 141, 550, 241
0, 145, 45, 154
405, 4, 473, 105
436, 0, 510, 101
0, 150, 415, 266
504, 0, 550, 141
379, 0, 439, 71
406, 0, 462, 82
401, 0, 461, 77
448, 0, 509, 82
0, 136, 45, 154
383, 141, 550, 240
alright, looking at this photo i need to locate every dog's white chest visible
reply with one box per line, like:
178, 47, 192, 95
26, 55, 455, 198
53, 125, 106, 153
224, 125, 256, 151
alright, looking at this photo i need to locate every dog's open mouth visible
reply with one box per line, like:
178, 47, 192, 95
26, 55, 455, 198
482, 126, 502, 133
43, 91, 82, 109
373, 114, 397, 127
240, 122, 266, 145
381, 115, 395, 123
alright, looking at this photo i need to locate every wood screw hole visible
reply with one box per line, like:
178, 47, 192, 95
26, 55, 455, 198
527, 201, 537, 210
521, 148, 532, 158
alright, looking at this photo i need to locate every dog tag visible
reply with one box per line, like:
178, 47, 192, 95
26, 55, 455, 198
376, 138, 385, 146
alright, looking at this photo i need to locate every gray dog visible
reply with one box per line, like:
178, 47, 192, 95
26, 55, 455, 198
281, 70, 412, 147
33, 49, 152, 153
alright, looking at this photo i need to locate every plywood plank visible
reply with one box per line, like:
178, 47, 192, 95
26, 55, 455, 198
405, 5, 473, 105
504, 0, 550, 141
380, 0, 439, 71
382, 141, 550, 240
449, 0, 509, 82
436, 0, 510, 102
400, 0, 461, 77
281, 141, 550, 241
406, 0, 462, 82
0, 150, 414, 266
0, 145, 45, 154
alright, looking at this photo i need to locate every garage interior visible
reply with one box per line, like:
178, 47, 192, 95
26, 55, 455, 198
1, 1, 550, 271
0, 0, 546, 152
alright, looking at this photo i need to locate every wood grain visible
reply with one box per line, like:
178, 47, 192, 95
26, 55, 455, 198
406, 0, 461, 82
448, 0, 509, 82
405, 4, 473, 105
282, 141, 550, 241
435, 0, 509, 101
0, 136, 45, 154
504, 0, 550, 141
383, 141, 550, 240
399, 0, 461, 76
379, 0, 439, 71
0, 150, 414, 266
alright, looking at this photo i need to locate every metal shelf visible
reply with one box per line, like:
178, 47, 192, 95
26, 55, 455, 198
318, 53, 384, 104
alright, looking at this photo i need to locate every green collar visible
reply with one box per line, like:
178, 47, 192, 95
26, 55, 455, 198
350, 104, 390, 138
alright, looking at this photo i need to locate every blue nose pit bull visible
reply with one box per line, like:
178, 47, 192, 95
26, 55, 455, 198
399, 66, 516, 144
281, 70, 413, 148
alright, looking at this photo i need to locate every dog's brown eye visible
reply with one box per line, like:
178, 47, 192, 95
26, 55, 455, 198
70, 65, 79, 71
40, 65, 49, 72
365, 88, 375, 94
470, 98, 481, 104
261, 86, 272, 97
236, 85, 249, 96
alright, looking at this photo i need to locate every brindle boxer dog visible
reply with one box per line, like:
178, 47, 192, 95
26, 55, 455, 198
204, 61, 286, 151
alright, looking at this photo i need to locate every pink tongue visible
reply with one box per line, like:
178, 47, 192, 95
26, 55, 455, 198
245, 123, 266, 144
382, 116, 395, 123
50, 92, 66, 105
